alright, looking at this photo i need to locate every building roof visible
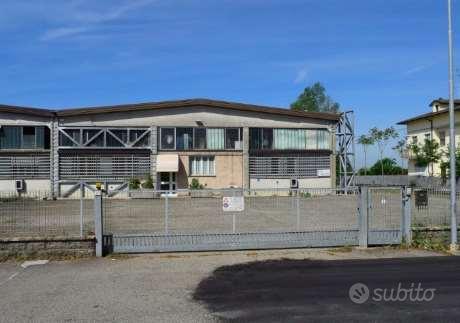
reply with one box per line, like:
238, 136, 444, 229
429, 98, 460, 107
397, 99, 460, 125
0, 98, 341, 122
0, 104, 54, 117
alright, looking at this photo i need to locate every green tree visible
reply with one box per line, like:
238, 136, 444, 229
368, 158, 407, 176
369, 127, 399, 179
392, 139, 407, 173
440, 148, 460, 181
290, 82, 340, 113
357, 135, 374, 175
409, 139, 442, 176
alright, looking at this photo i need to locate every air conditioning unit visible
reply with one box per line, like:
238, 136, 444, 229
15, 179, 25, 191
290, 179, 299, 189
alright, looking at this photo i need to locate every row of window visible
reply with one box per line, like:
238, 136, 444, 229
0, 126, 50, 150
59, 128, 150, 148
249, 128, 330, 150
410, 131, 446, 147
1, 126, 332, 152
160, 128, 241, 150
160, 127, 331, 151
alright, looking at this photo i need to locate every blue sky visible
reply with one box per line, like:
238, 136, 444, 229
0, 0, 459, 166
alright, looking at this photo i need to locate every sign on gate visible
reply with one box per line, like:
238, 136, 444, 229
223, 196, 244, 212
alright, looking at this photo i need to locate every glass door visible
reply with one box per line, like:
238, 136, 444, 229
159, 172, 176, 191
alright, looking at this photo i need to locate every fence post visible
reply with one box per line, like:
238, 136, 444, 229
94, 190, 103, 257
80, 182, 84, 238
401, 186, 412, 245
296, 190, 300, 231
164, 194, 169, 234
358, 186, 369, 248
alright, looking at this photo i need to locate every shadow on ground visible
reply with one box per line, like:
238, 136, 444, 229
193, 257, 460, 322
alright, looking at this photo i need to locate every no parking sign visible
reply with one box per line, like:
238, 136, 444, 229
222, 196, 244, 212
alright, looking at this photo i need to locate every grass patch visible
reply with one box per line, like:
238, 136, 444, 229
411, 231, 450, 252
328, 246, 354, 253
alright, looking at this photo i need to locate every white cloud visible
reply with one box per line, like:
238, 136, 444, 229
40, 26, 90, 41
293, 67, 308, 84
73, 0, 157, 24
40, 0, 157, 41
403, 64, 431, 76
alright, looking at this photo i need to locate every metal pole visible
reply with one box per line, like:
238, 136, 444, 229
401, 186, 412, 245
358, 186, 369, 248
448, 0, 458, 251
80, 182, 84, 238
164, 194, 169, 234
94, 190, 103, 257
296, 189, 300, 231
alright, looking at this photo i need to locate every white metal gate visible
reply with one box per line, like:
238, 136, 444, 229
101, 187, 403, 253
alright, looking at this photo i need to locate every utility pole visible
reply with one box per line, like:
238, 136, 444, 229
447, 0, 457, 251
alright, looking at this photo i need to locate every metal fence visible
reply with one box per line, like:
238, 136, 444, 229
411, 188, 460, 229
103, 188, 360, 236
0, 191, 93, 238
102, 188, 365, 252
1, 185, 458, 243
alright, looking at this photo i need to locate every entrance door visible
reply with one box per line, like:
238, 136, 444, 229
159, 172, 176, 191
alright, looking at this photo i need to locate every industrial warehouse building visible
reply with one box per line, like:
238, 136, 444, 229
0, 99, 340, 196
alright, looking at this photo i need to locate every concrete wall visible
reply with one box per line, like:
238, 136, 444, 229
0, 179, 50, 193
249, 177, 331, 189
176, 153, 243, 189
0, 237, 95, 259
0, 111, 52, 126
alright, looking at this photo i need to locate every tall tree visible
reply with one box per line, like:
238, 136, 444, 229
392, 139, 407, 174
357, 135, 374, 175
290, 82, 340, 113
369, 127, 399, 180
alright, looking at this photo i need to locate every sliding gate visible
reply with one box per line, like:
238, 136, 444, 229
102, 187, 403, 253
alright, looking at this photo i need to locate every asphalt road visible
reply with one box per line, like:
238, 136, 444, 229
0, 249, 456, 322
194, 256, 460, 322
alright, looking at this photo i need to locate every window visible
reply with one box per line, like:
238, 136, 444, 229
249, 128, 330, 150
412, 136, 418, 145
0, 126, 49, 149
190, 156, 215, 176
262, 128, 273, 149
249, 128, 262, 149
59, 129, 80, 147
176, 128, 193, 150
207, 128, 224, 149
424, 133, 431, 141
22, 127, 36, 149
274, 129, 306, 149
439, 131, 446, 146
160, 128, 175, 149
194, 128, 207, 149
317, 129, 330, 149
225, 128, 241, 149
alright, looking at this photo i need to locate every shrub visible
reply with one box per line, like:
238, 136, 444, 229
129, 178, 141, 190
189, 178, 204, 190
142, 175, 154, 189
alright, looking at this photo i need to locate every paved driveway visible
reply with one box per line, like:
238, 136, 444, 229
0, 248, 450, 322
